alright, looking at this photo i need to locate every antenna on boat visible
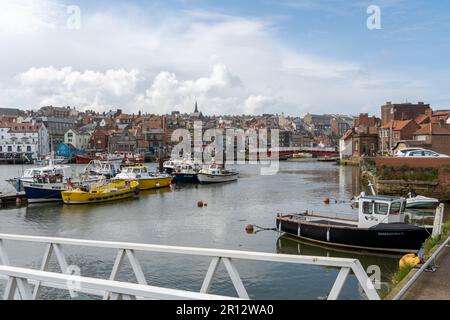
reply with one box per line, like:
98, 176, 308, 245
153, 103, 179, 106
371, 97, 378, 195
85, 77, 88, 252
368, 180, 376, 196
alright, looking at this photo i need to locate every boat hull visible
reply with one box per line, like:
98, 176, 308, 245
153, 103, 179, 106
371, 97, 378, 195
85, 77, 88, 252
197, 173, 238, 184
173, 173, 199, 183
24, 184, 64, 203
406, 201, 440, 209
61, 182, 139, 205
115, 177, 172, 190
276, 217, 431, 253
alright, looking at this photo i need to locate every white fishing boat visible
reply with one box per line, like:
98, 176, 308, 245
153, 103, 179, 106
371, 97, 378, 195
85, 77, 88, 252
197, 164, 238, 184
83, 160, 121, 179
163, 159, 183, 174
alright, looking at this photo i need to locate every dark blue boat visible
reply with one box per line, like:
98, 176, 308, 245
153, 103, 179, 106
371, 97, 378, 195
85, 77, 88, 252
24, 184, 64, 203
172, 173, 199, 183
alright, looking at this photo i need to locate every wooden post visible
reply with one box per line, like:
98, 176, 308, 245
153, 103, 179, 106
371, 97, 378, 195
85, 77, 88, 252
432, 203, 445, 238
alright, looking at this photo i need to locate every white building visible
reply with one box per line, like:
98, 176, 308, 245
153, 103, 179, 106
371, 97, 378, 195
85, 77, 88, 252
339, 130, 353, 160
64, 129, 91, 150
0, 122, 49, 158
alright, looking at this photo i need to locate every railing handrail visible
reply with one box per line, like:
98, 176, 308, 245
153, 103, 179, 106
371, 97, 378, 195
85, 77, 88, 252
0, 233, 358, 268
393, 236, 450, 300
0, 233, 380, 300
0, 265, 240, 300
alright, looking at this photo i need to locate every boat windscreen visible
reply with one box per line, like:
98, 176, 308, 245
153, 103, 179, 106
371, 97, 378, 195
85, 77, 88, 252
390, 202, 403, 215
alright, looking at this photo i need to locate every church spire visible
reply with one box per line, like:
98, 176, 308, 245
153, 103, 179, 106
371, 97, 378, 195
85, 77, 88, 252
194, 101, 199, 113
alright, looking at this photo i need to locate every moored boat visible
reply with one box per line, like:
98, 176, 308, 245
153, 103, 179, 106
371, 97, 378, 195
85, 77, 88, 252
61, 180, 140, 205
292, 153, 313, 159
172, 162, 199, 183
197, 164, 238, 184
406, 193, 440, 209
20, 165, 76, 203
276, 194, 432, 253
113, 166, 172, 190
76, 154, 94, 164
83, 160, 121, 179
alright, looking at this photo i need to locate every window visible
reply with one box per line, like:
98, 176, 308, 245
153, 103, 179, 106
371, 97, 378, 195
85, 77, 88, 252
409, 151, 424, 157
390, 202, 402, 215
27, 146, 31, 152
374, 203, 389, 215
7, 146, 12, 152
363, 201, 373, 215
415, 135, 427, 141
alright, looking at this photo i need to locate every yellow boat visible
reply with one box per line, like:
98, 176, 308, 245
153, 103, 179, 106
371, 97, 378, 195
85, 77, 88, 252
113, 166, 173, 190
61, 180, 139, 205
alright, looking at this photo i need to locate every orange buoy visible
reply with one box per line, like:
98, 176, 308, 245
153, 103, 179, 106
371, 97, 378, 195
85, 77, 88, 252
324, 197, 330, 205
245, 224, 254, 233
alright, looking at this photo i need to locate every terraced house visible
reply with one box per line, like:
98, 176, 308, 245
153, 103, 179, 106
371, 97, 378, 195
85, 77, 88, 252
0, 121, 49, 160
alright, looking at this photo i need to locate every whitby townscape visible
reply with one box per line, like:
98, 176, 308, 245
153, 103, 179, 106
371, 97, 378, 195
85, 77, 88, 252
0, 101, 449, 301
0, 0, 449, 308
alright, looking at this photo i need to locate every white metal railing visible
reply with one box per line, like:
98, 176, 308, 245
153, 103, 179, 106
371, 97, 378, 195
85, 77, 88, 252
393, 236, 450, 300
0, 233, 380, 300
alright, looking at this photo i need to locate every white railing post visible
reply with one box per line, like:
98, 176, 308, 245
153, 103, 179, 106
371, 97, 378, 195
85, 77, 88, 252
328, 267, 350, 300
3, 277, 18, 300
222, 258, 250, 299
350, 261, 380, 300
200, 257, 221, 294
125, 249, 147, 285
103, 249, 126, 300
33, 243, 54, 299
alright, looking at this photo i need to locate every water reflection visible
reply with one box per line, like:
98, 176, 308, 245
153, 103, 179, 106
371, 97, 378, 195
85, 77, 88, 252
276, 235, 401, 297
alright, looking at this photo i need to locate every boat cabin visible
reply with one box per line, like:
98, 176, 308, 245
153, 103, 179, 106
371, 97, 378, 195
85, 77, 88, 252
174, 163, 196, 173
357, 194, 406, 228
203, 164, 223, 174
121, 166, 148, 177
23, 165, 73, 184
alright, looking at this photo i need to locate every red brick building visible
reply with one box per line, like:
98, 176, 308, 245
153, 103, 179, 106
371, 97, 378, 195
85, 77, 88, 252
89, 127, 109, 152
352, 114, 380, 157
381, 102, 431, 126
379, 120, 421, 154
411, 122, 450, 155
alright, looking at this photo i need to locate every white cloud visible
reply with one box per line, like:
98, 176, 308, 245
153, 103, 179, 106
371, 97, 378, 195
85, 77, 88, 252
16, 67, 140, 111
0, 0, 64, 34
139, 63, 243, 114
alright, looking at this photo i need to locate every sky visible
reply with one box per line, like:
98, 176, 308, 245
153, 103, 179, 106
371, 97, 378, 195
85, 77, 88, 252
0, 0, 449, 116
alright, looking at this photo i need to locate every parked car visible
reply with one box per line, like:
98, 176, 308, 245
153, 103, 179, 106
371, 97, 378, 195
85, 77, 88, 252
398, 149, 449, 158
395, 148, 425, 157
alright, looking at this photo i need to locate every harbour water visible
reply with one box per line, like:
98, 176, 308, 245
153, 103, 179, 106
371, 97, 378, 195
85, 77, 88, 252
0, 161, 446, 299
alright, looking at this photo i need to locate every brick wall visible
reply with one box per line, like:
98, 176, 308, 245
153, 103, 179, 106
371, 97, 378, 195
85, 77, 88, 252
373, 157, 450, 200
375, 157, 450, 168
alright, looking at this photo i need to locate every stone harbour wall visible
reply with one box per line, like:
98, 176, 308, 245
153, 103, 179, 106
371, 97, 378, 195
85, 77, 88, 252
362, 157, 450, 201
